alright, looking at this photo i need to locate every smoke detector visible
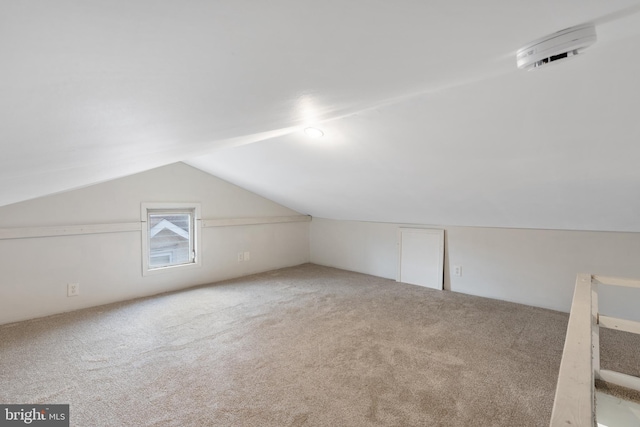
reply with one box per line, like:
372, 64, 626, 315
516, 24, 597, 70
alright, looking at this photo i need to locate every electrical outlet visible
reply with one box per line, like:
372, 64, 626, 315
453, 265, 462, 277
237, 252, 244, 262
244, 251, 250, 261
67, 283, 79, 297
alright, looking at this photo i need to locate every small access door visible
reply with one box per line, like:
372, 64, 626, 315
397, 228, 444, 290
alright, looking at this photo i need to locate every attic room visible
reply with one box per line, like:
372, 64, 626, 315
2, 1, 640, 426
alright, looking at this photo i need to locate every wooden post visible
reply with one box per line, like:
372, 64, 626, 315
591, 282, 600, 381
550, 273, 595, 427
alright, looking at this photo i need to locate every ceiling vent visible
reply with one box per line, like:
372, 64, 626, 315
516, 24, 597, 70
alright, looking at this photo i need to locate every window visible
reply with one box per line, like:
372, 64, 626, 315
141, 203, 201, 275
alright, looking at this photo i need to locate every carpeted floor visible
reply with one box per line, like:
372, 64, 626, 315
1, 264, 638, 426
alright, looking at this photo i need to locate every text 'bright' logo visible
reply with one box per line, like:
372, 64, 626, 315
4, 408, 47, 424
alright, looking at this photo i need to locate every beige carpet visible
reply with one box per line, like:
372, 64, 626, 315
1, 264, 638, 426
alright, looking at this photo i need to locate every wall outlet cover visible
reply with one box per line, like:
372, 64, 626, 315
67, 283, 79, 297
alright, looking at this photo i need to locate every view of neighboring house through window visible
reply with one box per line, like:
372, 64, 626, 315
141, 203, 201, 275
148, 212, 193, 268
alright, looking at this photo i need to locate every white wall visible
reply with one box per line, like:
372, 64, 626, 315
310, 218, 640, 321
0, 163, 310, 324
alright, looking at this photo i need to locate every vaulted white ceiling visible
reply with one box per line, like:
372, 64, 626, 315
2, 1, 640, 231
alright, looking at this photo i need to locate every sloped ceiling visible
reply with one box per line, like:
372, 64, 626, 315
2, 1, 640, 231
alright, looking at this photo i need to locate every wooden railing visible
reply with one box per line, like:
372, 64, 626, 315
550, 274, 640, 426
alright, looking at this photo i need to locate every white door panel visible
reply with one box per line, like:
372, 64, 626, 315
398, 228, 444, 290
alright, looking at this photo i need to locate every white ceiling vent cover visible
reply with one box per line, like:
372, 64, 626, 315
516, 24, 597, 70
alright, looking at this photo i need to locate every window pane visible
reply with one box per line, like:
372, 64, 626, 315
148, 212, 193, 268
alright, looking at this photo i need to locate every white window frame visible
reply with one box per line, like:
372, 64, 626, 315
141, 202, 202, 276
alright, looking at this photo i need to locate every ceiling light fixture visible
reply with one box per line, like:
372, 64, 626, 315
304, 127, 324, 138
